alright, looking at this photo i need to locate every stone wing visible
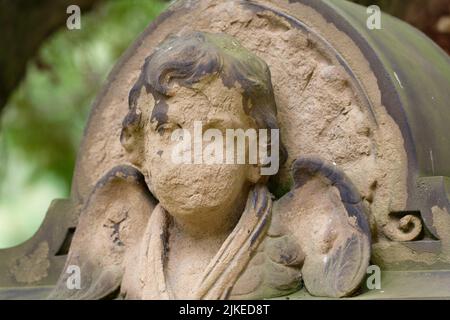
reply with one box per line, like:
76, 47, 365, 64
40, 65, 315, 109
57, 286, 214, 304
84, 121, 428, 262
273, 156, 372, 298
48, 165, 156, 299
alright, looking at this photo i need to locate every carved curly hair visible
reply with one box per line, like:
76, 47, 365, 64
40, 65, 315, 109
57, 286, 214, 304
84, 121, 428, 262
121, 31, 286, 167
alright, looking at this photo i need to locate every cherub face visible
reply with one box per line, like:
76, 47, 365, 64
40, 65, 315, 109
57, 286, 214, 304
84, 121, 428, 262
139, 78, 261, 220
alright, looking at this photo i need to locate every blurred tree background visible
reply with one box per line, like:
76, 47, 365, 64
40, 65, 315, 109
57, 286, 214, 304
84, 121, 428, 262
0, 0, 448, 248
353, 0, 450, 53
0, 0, 166, 248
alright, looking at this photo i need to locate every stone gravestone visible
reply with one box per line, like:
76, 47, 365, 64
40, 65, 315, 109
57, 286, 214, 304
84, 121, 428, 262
0, 0, 449, 299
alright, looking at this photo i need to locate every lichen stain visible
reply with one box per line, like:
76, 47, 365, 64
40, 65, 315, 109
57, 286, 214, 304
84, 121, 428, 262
10, 241, 50, 284
432, 206, 450, 258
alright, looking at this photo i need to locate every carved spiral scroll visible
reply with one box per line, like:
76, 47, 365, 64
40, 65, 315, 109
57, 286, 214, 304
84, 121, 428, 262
383, 214, 423, 242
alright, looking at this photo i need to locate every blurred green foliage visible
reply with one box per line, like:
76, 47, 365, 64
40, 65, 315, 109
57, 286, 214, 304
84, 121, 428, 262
0, 0, 166, 248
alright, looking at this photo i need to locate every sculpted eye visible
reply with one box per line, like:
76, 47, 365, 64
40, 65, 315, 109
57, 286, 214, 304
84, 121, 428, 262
156, 122, 182, 135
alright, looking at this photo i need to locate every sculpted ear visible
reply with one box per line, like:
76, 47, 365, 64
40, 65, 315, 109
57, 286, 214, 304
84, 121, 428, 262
48, 165, 157, 300
121, 107, 145, 166
121, 75, 153, 167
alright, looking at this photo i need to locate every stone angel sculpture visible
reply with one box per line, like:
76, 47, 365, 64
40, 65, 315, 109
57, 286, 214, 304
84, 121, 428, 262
49, 32, 371, 300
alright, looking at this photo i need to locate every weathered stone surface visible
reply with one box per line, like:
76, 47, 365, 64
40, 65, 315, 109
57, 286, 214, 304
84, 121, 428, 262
1, 0, 449, 299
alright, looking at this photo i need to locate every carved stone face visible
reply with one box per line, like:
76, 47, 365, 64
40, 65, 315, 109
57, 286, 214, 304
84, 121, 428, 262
120, 32, 280, 230
137, 77, 261, 221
